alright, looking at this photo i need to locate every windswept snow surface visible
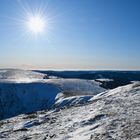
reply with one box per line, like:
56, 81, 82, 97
0, 69, 47, 82
0, 82, 140, 140
0, 69, 105, 120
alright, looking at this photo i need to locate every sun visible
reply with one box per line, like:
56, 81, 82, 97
27, 15, 45, 34
13, 0, 55, 39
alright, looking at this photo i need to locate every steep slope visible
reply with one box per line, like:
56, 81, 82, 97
0, 69, 105, 120
0, 82, 140, 140
0, 82, 61, 119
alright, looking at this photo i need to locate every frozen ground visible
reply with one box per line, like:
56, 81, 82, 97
0, 82, 140, 140
0, 69, 140, 140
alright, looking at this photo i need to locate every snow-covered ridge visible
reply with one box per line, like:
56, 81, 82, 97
1, 69, 139, 139
0, 69, 47, 82
0, 69, 105, 120
0, 82, 140, 140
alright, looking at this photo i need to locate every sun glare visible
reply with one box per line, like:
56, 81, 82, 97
13, 0, 55, 40
27, 15, 45, 34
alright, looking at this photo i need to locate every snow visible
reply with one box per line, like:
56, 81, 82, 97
0, 69, 140, 140
0, 69, 105, 120
0, 69, 47, 83
47, 79, 105, 96
0, 82, 140, 140
54, 95, 93, 108
0, 82, 61, 119
95, 78, 114, 82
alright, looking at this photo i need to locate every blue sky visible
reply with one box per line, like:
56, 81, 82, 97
0, 0, 140, 70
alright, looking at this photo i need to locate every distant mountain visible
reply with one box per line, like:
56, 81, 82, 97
36, 70, 140, 89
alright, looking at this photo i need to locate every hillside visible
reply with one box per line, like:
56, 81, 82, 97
0, 69, 105, 120
0, 82, 139, 140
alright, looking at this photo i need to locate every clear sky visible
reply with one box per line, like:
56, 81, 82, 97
0, 0, 140, 70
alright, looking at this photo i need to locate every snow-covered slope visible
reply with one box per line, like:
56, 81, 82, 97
48, 79, 105, 96
0, 69, 105, 120
0, 82, 140, 140
0, 82, 61, 119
